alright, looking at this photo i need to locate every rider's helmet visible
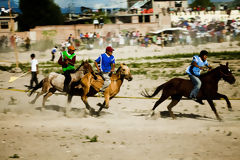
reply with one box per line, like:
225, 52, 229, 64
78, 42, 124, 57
68, 45, 75, 51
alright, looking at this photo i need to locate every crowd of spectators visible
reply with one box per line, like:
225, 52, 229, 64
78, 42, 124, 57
69, 16, 240, 50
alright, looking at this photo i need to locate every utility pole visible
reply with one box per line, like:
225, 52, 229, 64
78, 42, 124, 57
8, 0, 19, 69
152, 0, 156, 23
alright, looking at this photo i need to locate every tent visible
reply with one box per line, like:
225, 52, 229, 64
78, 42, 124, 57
149, 27, 189, 35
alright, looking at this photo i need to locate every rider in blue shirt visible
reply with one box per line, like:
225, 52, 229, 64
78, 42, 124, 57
186, 50, 211, 104
94, 46, 115, 92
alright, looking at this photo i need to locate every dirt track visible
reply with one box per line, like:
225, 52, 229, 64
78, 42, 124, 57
0, 43, 240, 160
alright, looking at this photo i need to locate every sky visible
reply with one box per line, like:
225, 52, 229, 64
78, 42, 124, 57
53, 0, 234, 9
53, 0, 128, 9
0, 0, 235, 10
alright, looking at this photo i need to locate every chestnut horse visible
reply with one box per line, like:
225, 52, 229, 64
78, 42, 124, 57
67, 63, 133, 115
28, 60, 96, 111
141, 62, 236, 121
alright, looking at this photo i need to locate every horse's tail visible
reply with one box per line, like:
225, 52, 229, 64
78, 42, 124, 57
28, 79, 44, 96
141, 83, 165, 98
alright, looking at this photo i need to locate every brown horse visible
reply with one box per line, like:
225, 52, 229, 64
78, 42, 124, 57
141, 62, 236, 121
28, 60, 96, 112
67, 63, 133, 115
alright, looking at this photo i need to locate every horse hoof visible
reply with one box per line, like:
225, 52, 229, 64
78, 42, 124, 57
217, 117, 223, 122
29, 101, 35, 104
97, 103, 102, 107
89, 109, 96, 115
228, 108, 233, 112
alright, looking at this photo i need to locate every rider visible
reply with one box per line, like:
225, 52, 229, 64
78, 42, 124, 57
58, 45, 76, 92
186, 50, 211, 104
94, 46, 115, 92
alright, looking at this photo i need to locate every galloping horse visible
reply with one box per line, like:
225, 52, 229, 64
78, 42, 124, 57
141, 62, 236, 121
68, 63, 133, 115
28, 60, 96, 111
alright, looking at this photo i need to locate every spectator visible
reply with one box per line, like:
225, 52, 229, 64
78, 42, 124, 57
51, 46, 57, 61
25, 37, 31, 51
93, 18, 99, 29
30, 53, 38, 89
144, 35, 149, 47
99, 17, 104, 28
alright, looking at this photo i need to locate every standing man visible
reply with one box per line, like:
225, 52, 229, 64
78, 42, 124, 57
94, 46, 115, 92
30, 53, 38, 89
51, 46, 57, 61
58, 45, 76, 92
186, 50, 211, 104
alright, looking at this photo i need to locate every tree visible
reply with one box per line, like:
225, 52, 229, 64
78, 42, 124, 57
230, 0, 240, 9
190, 0, 214, 8
18, 0, 64, 31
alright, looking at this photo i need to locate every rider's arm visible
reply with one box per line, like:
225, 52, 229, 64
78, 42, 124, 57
111, 63, 115, 72
66, 56, 76, 66
191, 61, 204, 70
94, 61, 100, 72
58, 55, 65, 65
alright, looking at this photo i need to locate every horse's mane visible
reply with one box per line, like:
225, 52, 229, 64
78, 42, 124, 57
115, 63, 126, 74
75, 61, 93, 72
116, 66, 121, 74
200, 66, 221, 78
75, 61, 84, 72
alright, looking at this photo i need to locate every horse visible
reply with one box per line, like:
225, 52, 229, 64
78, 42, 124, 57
28, 60, 96, 112
141, 62, 236, 121
67, 63, 133, 115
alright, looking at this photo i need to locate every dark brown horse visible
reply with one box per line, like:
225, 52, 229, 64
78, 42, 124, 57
141, 62, 236, 121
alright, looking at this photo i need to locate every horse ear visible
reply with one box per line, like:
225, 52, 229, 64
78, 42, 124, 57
226, 62, 229, 67
120, 63, 124, 67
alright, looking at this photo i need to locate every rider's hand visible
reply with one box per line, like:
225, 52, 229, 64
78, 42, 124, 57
199, 66, 204, 70
108, 72, 113, 77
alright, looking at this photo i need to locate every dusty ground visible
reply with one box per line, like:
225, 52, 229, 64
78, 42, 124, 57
0, 42, 240, 160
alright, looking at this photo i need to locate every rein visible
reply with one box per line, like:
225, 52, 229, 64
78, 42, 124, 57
220, 70, 232, 77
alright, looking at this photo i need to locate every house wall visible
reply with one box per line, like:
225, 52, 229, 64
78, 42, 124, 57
29, 22, 162, 44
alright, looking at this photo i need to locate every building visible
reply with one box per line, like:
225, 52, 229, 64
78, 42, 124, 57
0, 14, 18, 33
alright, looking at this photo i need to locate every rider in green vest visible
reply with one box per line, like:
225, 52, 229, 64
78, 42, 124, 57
58, 45, 76, 92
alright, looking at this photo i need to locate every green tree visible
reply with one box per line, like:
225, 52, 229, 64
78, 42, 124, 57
18, 0, 64, 31
190, 0, 214, 8
230, 0, 240, 9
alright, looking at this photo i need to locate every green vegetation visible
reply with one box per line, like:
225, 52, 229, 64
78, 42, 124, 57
85, 135, 98, 142
1, 51, 239, 80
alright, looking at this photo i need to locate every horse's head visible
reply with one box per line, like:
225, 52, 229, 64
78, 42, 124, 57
76, 60, 93, 74
218, 62, 236, 84
116, 63, 133, 81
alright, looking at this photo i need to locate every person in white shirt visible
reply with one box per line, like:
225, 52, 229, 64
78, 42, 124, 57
30, 53, 38, 88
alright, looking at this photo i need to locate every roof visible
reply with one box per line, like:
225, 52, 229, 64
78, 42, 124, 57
130, 0, 150, 9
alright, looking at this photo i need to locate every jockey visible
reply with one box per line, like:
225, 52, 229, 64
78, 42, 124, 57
186, 50, 211, 104
58, 45, 76, 92
94, 46, 115, 92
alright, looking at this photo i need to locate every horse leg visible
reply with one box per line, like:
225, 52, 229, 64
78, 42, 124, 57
30, 91, 44, 104
42, 88, 56, 110
97, 94, 111, 115
167, 95, 182, 119
207, 99, 222, 121
97, 101, 105, 114
65, 94, 73, 117
81, 95, 96, 115
150, 93, 169, 116
215, 93, 232, 111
